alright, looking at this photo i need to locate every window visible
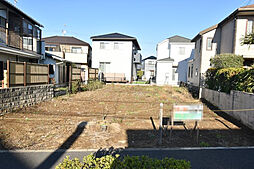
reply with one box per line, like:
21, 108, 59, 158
99, 62, 110, 73
247, 20, 254, 35
33, 27, 41, 40
23, 37, 32, 50
100, 42, 105, 49
114, 42, 119, 49
195, 68, 198, 77
188, 66, 191, 78
23, 20, 33, 35
191, 64, 193, 78
0, 10, 6, 29
71, 47, 82, 54
206, 38, 212, 51
28, 24, 33, 35
179, 47, 185, 55
0, 17, 6, 28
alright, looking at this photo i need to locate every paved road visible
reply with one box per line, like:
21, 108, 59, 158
0, 147, 254, 169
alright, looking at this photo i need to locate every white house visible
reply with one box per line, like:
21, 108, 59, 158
188, 4, 254, 87
142, 56, 156, 81
156, 35, 194, 85
42, 36, 92, 83
91, 33, 141, 82
156, 58, 174, 85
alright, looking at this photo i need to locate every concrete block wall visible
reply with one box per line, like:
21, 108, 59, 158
0, 85, 54, 114
201, 88, 254, 130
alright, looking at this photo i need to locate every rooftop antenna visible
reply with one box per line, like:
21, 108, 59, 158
62, 24, 67, 36
14, 0, 18, 6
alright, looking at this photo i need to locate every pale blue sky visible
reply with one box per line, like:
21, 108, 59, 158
8, 0, 253, 58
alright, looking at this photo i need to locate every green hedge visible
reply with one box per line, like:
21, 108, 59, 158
210, 53, 244, 69
56, 154, 191, 169
205, 68, 254, 93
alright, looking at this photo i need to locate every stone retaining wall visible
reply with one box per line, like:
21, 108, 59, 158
0, 85, 54, 114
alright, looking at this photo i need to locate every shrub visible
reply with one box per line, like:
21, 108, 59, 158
81, 80, 104, 91
205, 67, 254, 93
241, 33, 254, 45
210, 53, 244, 69
56, 154, 191, 169
71, 81, 80, 94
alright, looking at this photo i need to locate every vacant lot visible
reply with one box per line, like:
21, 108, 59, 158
0, 84, 253, 150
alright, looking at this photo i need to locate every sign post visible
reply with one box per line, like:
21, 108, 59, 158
171, 104, 203, 143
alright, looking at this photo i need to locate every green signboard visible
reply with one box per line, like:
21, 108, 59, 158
173, 104, 203, 121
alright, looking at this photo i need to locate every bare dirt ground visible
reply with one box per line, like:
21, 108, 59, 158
0, 84, 253, 150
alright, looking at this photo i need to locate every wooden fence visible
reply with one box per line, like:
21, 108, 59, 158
88, 68, 99, 80
6, 60, 49, 87
71, 67, 81, 81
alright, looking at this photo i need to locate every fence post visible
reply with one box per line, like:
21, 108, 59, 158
24, 62, 27, 86
6, 60, 10, 88
69, 65, 72, 93
159, 103, 163, 145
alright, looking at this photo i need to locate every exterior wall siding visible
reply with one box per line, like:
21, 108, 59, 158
220, 19, 234, 54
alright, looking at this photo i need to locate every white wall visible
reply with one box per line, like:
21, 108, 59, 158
169, 43, 195, 64
200, 29, 217, 74
92, 41, 133, 82
65, 53, 88, 64
156, 61, 176, 85
235, 16, 254, 59
178, 50, 194, 83
157, 39, 169, 60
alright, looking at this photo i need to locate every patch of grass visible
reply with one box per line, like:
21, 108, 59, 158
200, 141, 210, 147
132, 81, 147, 84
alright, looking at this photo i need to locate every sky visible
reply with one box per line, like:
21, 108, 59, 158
7, 0, 253, 58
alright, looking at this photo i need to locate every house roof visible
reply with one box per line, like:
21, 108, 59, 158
45, 52, 65, 62
90, 33, 141, 50
157, 58, 174, 62
142, 56, 156, 61
191, 24, 218, 42
168, 35, 191, 43
43, 36, 91, 47
1, 0, 43, 27
240, 4, 254, 8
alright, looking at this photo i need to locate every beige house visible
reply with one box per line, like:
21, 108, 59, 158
188, 4, 254, 87
43, 36, 92, 83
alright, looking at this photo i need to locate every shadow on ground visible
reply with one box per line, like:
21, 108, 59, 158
35, 121, 87, 169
